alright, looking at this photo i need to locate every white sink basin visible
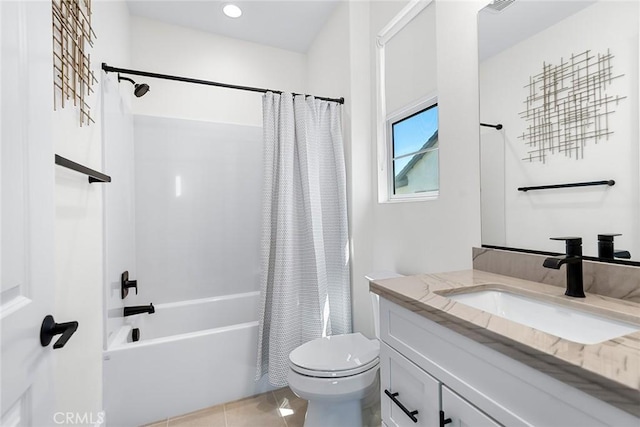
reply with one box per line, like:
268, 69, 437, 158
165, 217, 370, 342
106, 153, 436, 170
446, 289, 640, 344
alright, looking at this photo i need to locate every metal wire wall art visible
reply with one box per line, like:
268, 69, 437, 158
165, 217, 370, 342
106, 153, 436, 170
519, 49, 625, 163
52, 0, 97, 126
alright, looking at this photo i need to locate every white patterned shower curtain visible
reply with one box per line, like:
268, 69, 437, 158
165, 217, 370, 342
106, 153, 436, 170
256, 92, 351, 387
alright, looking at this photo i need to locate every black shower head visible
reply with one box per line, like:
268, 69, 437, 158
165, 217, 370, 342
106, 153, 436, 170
134, 83, 150, 98
118, 74, 150, 98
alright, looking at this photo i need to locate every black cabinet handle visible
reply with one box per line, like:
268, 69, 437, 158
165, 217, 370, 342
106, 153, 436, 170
40, 315, 78, 349
384, 389, 418, 423
121, 270, 138, 299
440, 410, 452, 427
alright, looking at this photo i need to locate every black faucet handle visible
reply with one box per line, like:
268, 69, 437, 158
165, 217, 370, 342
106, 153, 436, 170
598, 233, 622, 242
121, 271, 138, 299
597, 234, 629, 259
550, 236, 582, 244
550, 237, 582, 257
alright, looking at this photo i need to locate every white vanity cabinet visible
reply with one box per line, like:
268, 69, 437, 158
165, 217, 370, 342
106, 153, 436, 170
377, 296, 639, 427
380, 342, 439, 426
380, 342, 500, 427
441, 386, 501, 427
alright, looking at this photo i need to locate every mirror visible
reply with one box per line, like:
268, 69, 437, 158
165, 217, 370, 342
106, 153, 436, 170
478, 0, 639, 262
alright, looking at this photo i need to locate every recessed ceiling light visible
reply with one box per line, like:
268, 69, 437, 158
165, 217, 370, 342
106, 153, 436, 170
223, 4, 242, 19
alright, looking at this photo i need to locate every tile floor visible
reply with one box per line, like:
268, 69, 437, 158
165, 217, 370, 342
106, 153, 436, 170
144, 388, 307, 427
144, 387, 381, 427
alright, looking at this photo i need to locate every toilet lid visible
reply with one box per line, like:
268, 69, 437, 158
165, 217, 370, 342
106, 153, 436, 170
289, 333, 379, 378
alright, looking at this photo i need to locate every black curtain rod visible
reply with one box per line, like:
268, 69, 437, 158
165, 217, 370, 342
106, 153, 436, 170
480, 122, 503, 130
102, 63, 345, 105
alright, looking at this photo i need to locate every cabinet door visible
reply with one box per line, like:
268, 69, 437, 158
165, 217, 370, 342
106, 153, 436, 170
441, 386, 502, 427
380, 342, 440, 427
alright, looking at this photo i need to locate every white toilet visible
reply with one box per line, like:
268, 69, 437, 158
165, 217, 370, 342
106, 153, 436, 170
287, 272, 403, 427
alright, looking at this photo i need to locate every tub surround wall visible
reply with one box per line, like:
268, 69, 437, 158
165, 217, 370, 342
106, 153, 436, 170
130, 116, 263, 305
473, 247, 640, 302
370, 270, 640, 419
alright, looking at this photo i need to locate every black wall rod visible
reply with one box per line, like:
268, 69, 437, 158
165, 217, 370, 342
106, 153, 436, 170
55, 154, 111, 183
102, 63, 345, 105
480, 122, 503, 130
518, 180, 614, 192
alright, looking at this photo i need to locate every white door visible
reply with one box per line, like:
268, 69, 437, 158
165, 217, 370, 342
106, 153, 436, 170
1, 1, 57, 425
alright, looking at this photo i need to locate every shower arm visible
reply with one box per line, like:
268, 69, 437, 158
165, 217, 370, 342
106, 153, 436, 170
118, 75, 136, 85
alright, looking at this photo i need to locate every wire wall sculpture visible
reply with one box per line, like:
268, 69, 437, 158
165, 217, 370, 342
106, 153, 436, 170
519, 49, 625, 163
52, 0, 97, 126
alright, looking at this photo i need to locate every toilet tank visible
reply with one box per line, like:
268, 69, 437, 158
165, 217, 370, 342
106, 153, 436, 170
365, 271, 404, 339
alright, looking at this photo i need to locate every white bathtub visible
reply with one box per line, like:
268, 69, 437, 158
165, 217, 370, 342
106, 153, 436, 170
103, 291, 271, 427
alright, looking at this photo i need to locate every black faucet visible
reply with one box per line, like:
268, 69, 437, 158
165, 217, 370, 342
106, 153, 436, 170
597, 234, 631, 259
123, 303, 155, 316
543, 237, 585, 298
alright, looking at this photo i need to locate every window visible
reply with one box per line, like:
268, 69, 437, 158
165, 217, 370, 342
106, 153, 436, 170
388, 99, 439, 199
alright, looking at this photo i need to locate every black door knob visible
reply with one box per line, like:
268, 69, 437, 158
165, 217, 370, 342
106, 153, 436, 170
40, 315, 79, 349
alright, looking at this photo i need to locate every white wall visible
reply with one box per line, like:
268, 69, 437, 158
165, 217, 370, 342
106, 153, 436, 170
53, 0, 131, 420
480, 1, 639, 258
308, 0, 484, 338
368, 0, 483, 278
129, 16, 307, 126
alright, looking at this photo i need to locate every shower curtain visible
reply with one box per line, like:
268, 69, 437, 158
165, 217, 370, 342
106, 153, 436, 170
256, 92, 351, 387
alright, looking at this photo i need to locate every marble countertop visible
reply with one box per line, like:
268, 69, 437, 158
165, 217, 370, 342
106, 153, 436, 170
369, 269, 640, 416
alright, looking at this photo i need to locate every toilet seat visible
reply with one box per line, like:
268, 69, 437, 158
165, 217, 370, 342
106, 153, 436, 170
290, 357, 379, 378
289, 332, 379, 379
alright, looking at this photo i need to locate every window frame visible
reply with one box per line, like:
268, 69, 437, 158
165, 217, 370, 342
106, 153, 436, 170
385, 95, 440, 202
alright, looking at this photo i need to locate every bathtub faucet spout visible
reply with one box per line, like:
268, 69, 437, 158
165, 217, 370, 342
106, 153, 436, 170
123, 303, 155, 316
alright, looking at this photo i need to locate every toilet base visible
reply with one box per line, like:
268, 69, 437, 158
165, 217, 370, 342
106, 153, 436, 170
289, 370, 380, 427
304, 400, 362, 427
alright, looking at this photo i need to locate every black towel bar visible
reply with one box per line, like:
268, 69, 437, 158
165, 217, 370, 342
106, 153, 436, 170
518, 180, 614, 192
480, 122, 503, 130
55, 154, 111, 183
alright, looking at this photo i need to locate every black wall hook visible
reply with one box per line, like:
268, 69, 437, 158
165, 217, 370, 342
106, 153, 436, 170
40, 315, 78, 349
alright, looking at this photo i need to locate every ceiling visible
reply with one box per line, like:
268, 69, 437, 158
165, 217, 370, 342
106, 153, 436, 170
126, 0, 341, 53
478, 0, 596, 61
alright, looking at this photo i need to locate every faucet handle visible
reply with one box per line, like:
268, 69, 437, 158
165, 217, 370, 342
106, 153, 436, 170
598, 233, 622, 242
550, 237, 582, 257
550, 236, 582, 243
550, 236, 582, 247
121, 271, 138, 299
597, 234, 631, 259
